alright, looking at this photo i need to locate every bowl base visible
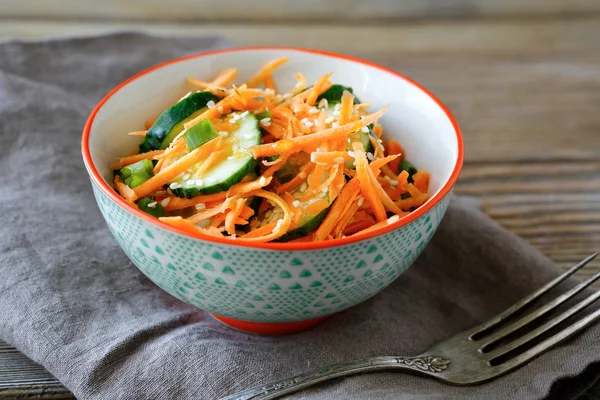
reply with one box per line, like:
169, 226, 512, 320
212, 314, 329, 335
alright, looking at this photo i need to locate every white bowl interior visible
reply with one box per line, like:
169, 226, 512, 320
89, 49, 458, 199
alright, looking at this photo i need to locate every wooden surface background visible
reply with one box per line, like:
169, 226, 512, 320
0, 1, 599, 398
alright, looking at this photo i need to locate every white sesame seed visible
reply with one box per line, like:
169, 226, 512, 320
361, 126, 370, 133
387, 215, 400, 225
244, 133, 254, 139
264, 88, 275, 95
229, 234, 237, 239
260, 117, 271, 123
332, 110, 340, 117
301, 117, 309, 124
325, 116, 335, 124
160, 198, 171, 207
357, 197, 365, 207
332, 122, 340, 128
300, 182, 308, 192
347, 138, 352, 143
271, 143, 278, 148
217, 105, 224, 113
147, 201, 157, 208
384, 175, 392, 181
292, 200, 301, 208
366, 152, 375, 161
206, 100, 216, 109
308, 107, 319, 114
334, 156, 345, 164
240, 111, 249, 118
259, 176, 267, 186
305, 121, 314, 128
228, 118, 236, 124
182, 173, 190, 180
298, 171, 307, 179
318, 98, 328, 109
185, 180, 196, 187
390, 180, 399, 185
261, 121, 271, 127
195, 203, 206, 211
169, 182, 180, 189
195, 179, 204, 186
273, 219, 284, 232
219, 131, 228, 136
347, 150, 355, 158
377, 138, 383, 144
293, 105, 301, 113
334, 103, 341, 110
283, 93, 293, 99
227, 156, 235, 160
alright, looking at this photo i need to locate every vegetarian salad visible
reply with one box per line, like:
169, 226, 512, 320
110, 57, 430, 243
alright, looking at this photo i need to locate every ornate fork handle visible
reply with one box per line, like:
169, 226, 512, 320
222, 355, 450, 400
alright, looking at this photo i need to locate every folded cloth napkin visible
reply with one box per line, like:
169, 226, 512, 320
0, 32, 598, 400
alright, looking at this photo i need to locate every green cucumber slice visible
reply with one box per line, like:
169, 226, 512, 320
170, 112, 261, 198
139, 91, 220, 152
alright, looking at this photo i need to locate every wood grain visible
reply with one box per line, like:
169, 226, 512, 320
0, 12, 598, 400
1, 0, 600, 22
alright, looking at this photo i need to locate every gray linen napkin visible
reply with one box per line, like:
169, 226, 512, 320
0, 32, 598, 400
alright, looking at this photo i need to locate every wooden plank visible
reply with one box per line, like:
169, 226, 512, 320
1, 0, 600, 22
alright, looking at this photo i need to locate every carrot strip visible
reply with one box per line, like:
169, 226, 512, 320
242, 221, 278, 239
186, 76, 224, 91
183, 97, 232, 130
237, 190, 292, 242
387, 139, 404, 171
353, 214, 406, 236
239, 205, 255, 220
306, 72, 333, 106
128, 130, 147, 136
133, 136, 222, 198
262, 154, 291, 178
227, 176, 272, 197
264, 75, 277, 91
353, 142, 386, 222
246, 57, 289, 88
366, 166, 404, 215
192, 148, 228, 178
210, 213, 227, 228
338, 90, 354, 125
369, 154, 399, 173
291, 73, 307, 94
109, 150, 164, 170
310, 151, 351, 165
372, 125, 383, 138
331, 197, 361, 238
343, 218, 374, 236
159, 216, 224, 238
113, 175, 138, 203
249, 106, 388, 158
225, 198, 246, 235
276, 162, 315, 194
187, 199, 233, 224
314, 177, 361, 241
413, 170, 430, 193
212, 67, 237, 87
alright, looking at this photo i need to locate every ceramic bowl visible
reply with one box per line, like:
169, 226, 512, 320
82, 47, 463, 334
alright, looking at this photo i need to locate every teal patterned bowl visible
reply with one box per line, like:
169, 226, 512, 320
82, 48, 463, 334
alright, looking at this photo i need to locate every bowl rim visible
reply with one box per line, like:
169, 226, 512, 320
82, 46, 464, 251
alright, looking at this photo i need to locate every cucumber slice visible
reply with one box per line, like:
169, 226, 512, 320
170, 112, 261, 198
139, 91, 220, 152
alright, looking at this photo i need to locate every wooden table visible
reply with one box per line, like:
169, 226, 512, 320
1, 1, 599, 398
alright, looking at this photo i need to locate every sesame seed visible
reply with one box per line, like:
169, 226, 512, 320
305, 121, 314, 128
169, 182, 180, 189
273, 219, 284, 232
195, 203, 206, 210
228, 118, 236, 124
384, 175, 392, 181
229, 234, 237, 239
206, 100, 216, 109
283, 93, 293, 99
366, 152, 375, 161
244, 133, 254, 139
357, 197, 365, 207
298, 171, 307, 179
334, 103, 341, 110
325, 116, 334, 124
240, 111, 249, 118
271, 143, 278, 148
219, 131, 228, 136
185, 180, 196, 187
217, 105, 224, 113
390, 180, 399, 185
318, 98, 328, 109
309, 107, 319, 114
292, 200, 301, 208
265, 88, 275, 95
300, 182, 308, 192
334, 156, 345, 164
147, 201, 157, 208
332, 110, 340, 117
260, 117, 271, 123
259, 176, 267, 186
227, 156, 235, 160
332, 122, 340, 128
347, 150, 355, 157
182, 173, 190, 180
160, 198, 171, 207
301, 117, 309, 124
261, 121, 271, 127
361, 126, 369, 133
387, 215, 400, 225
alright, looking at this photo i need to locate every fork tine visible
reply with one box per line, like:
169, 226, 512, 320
485, 289, 600, 361
490, 306, 600, 371
471, 253, 598, 338
480, 270, 600, 348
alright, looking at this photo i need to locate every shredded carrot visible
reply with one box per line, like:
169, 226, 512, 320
113, 175, 138, 203
353, 214, 405, 237
338, 90, 354, 125
413, 170, 430, 193
353, 142, 386, 222
187, 199, 233, 224
314, 177, 361, 241
133, 136, 223, 199
183, 97, 232, 130
192, 148, 228, 178
264, 75, 276, 91
109, 150, 164, 170
343, 218, 374, 236
227, 176, 272, 197
237, 190, 291, 242
292, 73, 307, 94
212, 68, 237, 87
310, 151, 351, 165
331, 197, 361, 238
372, 124, 383, 138
246, 57, 289, 88
276, 162, 315, 194
225, 198, 247, 235
387, 139, 404, 171
369, 154, 399, 173
306, 72, 333, 106
128, 130, 147, 137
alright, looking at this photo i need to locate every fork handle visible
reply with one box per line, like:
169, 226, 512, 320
221, 355, 450, 400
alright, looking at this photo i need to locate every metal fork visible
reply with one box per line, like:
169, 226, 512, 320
223, 253, 600, 400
